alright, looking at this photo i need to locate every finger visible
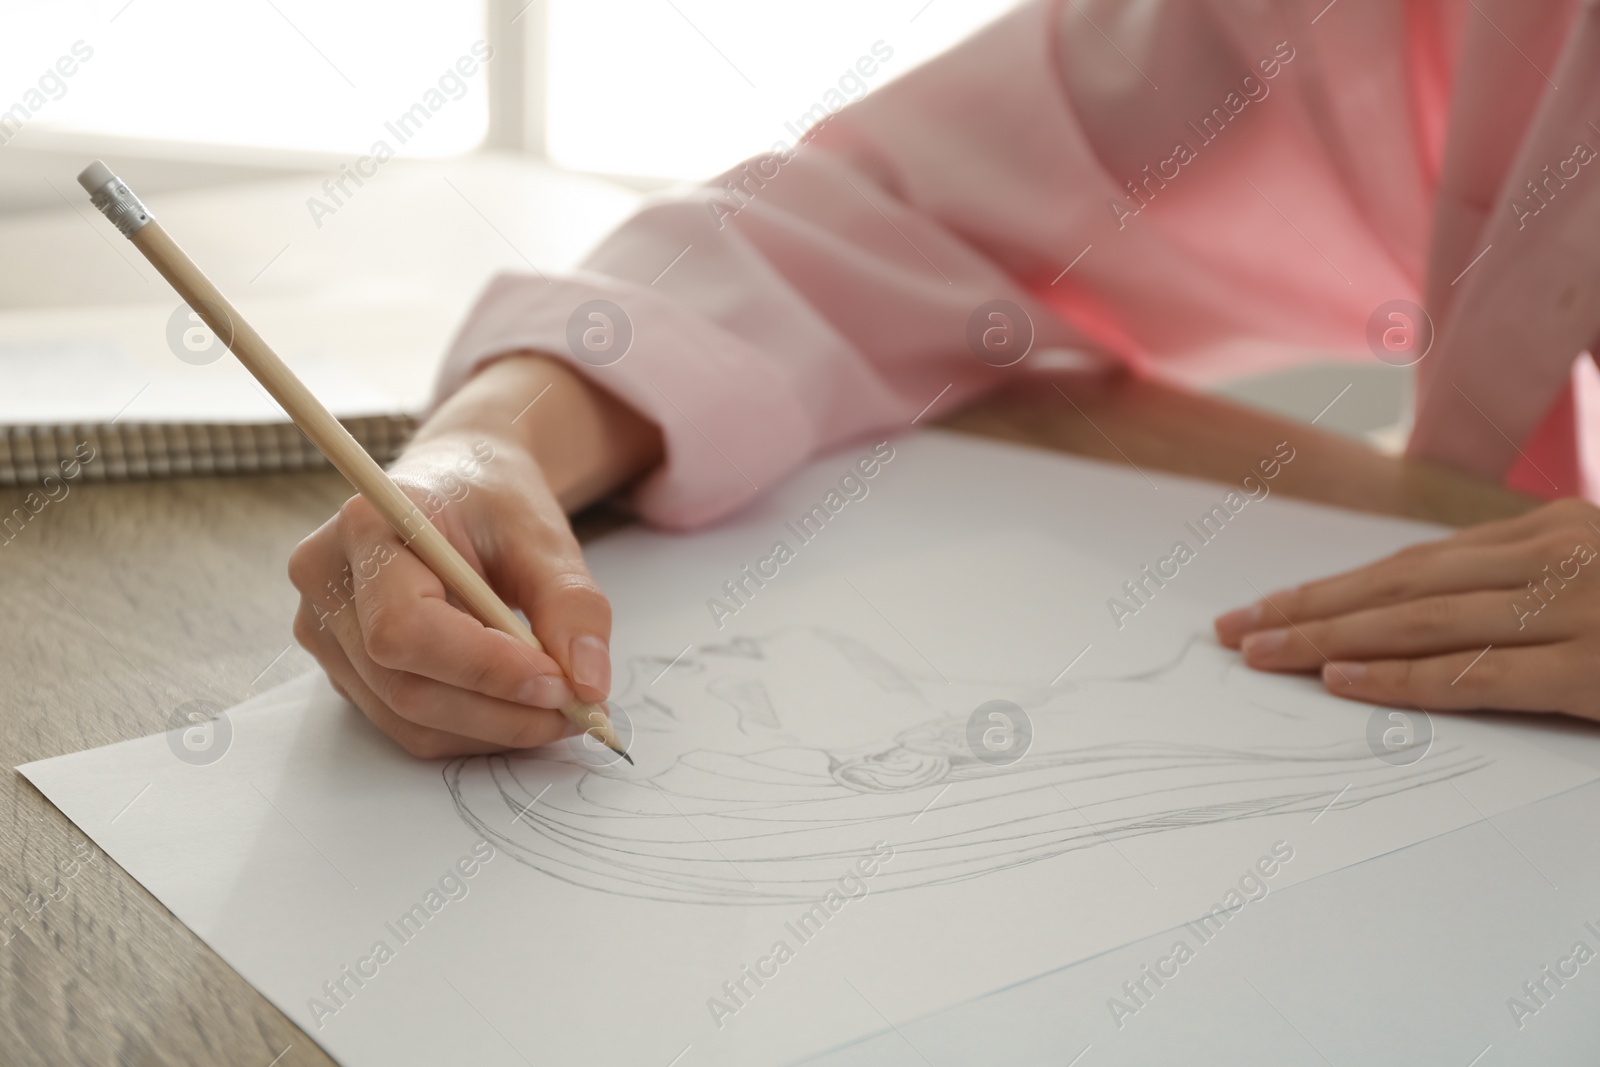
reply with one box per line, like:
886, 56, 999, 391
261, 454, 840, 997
293, 597, 348, 682
1319, 643, 1588, 717
368, 671, 573, 750
1428, 511, 1546, 549
1216, 542, 1540, 646
301, 607, 509, 758
337, 497, 573, 707
313, 575, 576, 750
1237, 590, 1549, 672
1217, 499, 1600, 646
288, 514, 357, 632
1444, 498, 1599, 549
491, 497, 614, 704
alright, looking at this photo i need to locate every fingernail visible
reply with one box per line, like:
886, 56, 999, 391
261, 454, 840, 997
1215, 603, 1262, 631
517, 674, 574, 708
570, 635, 612, 696
1324, 661, 1366, 685
1241, 628, 1287, 658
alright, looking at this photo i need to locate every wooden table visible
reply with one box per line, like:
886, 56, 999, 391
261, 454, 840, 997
0, 373, 1536, 1067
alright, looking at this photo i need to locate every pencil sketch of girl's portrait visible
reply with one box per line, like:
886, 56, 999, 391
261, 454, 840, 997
447, 626, 1478, 906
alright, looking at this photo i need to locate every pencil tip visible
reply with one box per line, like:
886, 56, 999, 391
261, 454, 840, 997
620, 751, 635, 766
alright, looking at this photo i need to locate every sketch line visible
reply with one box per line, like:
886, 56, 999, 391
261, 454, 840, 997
651, 782, 761, 890
912, 784, 952, 823
1310, 0, 1341, 23
265, 1045, 293, 1067
1052, 783, 1158, 890
1311, 783, 1351, 823
664, 1044, 693, 1067
1066, 1045, 1093, 1067
444, 627, 1498, 906
1465, 1045, 1492, 1067
510, 783, 553, 826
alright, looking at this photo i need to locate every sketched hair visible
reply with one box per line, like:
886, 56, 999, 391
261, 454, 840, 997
445, 627, 1487, 906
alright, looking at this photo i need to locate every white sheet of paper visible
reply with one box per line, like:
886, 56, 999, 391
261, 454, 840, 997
20, 432, 1598, 1066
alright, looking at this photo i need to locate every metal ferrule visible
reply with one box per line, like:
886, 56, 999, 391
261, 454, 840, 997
86, 177, 152, 237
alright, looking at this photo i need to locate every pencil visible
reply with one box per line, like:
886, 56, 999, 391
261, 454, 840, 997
77, 160, 631, 765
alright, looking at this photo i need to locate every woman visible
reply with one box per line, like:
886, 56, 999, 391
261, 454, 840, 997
289, 0, 1600, 757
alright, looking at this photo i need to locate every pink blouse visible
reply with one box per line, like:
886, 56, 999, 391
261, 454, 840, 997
437, 0, 1600, 529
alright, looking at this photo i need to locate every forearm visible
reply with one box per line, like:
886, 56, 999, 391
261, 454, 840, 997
407, 354, 663, 512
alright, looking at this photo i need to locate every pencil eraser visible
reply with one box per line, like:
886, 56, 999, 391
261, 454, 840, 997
77, 160, 116, 192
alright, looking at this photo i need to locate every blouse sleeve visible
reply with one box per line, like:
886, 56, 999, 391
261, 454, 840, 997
436, 0, 1400, 528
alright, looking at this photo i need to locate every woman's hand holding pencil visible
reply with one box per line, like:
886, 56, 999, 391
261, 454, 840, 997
289, 355, 661, 758
80, 158, 659, 761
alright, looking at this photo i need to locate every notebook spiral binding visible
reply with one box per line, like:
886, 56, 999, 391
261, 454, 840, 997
0, 415, 417, 487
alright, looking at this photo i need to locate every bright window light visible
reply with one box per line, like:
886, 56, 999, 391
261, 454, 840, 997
547, 0, 1020, 181
1, 0, 488, 156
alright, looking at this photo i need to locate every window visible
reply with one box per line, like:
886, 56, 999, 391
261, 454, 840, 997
2, 0, 488, 156
2, 0, 1016, 175
546, 0, 1020, 181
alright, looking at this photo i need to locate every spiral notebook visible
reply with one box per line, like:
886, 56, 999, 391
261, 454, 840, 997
0, 416, 417, 485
